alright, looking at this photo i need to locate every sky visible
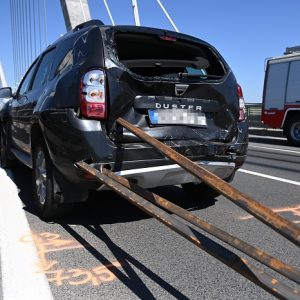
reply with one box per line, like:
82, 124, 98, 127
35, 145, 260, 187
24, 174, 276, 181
1, 0, 300, 103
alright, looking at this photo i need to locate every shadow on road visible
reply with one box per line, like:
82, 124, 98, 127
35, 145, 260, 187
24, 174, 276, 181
61, 223, 191, 300
5, 164, 217, 225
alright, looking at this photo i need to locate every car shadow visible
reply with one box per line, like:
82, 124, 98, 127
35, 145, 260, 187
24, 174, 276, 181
5, 164, 217, 225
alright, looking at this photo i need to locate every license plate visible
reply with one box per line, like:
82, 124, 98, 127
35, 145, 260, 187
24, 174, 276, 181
148, 109, 207, 126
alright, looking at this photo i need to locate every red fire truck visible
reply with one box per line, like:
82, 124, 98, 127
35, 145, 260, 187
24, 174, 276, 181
262, 46, 300, 146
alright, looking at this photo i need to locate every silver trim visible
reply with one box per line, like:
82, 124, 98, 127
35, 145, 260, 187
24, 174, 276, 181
114, 161, 235, 189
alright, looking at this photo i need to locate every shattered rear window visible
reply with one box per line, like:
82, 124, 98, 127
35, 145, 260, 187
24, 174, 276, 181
110, 31, 226, 80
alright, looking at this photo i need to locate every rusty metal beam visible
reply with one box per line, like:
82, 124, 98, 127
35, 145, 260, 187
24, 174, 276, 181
76, 161, 300, 300
116, 117, 300, 247
100, 166, 300, 285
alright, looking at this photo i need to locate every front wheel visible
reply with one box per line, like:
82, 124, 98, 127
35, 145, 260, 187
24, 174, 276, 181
32, 142, 71, 219
284, 117, 300, 146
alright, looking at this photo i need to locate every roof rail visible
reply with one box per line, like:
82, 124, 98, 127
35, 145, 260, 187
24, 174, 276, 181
284, 45, 300, 55
73, 19, 105, 32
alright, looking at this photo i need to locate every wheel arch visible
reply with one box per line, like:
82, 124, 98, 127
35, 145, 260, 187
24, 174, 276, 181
282, 108, 300, 129
31, 121, 88, 204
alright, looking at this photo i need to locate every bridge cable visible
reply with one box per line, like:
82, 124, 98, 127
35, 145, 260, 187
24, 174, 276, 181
43, 0, 48, 47
17, 0, 22, 77
28, 0, 33, 65
103, 0, 115, 25
155, 0, 179, 32
25, 0, 29, 69
37, 0, 42, 53
21, 0, 26, 75
9, 0, 16, 85
32, 0, 37, 58
14, 0, 20, 82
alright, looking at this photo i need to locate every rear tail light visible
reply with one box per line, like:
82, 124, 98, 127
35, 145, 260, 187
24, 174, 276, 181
237, 84, 246, 121
80, 70, 107, 120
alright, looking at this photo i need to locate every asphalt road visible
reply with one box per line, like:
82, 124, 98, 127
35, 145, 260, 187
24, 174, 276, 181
1, 135, 300, 300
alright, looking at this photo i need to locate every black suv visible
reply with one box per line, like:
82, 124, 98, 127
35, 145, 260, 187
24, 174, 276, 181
0, 20, 248, 218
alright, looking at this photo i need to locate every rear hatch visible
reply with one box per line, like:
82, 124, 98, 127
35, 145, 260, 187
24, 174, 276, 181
101, 26, 239, 143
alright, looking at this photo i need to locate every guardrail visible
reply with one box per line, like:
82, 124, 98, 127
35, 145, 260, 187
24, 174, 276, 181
246, 103, 263, 127
246, 103, 284, 137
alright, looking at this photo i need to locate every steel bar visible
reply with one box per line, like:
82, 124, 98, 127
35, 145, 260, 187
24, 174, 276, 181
116, 117, 300, 247
76, 161, 300, 300
100, 166, 300, 284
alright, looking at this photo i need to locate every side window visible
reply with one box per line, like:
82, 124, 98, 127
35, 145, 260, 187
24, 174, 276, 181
55, 50, 73, 76
264, 62, 289, 109
18, 62, 37, 95
286, 60, 300, 103
31, 49, 56, 90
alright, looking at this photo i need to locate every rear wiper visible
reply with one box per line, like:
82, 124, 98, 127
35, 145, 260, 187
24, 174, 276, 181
178, 73, 223, 79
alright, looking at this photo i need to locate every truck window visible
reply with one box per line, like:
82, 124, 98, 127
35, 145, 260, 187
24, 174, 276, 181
264, 62, 289, 109
286, 60, 300, 103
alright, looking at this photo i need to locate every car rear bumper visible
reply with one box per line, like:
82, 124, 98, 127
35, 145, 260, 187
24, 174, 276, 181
113, 161, 235, 188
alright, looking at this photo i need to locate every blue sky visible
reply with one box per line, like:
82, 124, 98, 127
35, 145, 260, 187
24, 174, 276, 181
1, 0, 300, 103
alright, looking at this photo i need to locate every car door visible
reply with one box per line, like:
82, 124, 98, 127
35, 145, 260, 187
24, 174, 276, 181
14, 48, 57, 157
10, 60, 38, 153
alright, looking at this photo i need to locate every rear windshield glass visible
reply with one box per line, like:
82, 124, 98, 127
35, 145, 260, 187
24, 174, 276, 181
110, 32, 226, 80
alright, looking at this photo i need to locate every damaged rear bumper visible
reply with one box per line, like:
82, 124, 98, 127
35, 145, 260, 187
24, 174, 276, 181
113, 161, 235, 188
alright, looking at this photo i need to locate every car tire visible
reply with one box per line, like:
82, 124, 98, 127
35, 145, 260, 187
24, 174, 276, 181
182, 182, 222, 199
32, 141, 72, 220
0, 127, 17, 168
285, 117, 300, 146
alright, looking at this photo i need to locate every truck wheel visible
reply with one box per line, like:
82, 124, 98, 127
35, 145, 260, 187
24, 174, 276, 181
285, 117, 300, 146
32, 142, 71, 219
0, 128, 16, 168
182, 182, 221, 199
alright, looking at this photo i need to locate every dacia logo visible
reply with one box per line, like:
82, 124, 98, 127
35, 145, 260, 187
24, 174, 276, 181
175, 84, 189, 96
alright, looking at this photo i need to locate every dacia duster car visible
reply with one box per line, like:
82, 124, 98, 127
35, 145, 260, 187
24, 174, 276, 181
0, 20, 248, 218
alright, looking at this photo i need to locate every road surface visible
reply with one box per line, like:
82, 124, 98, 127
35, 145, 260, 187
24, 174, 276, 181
0, 135, 299, 300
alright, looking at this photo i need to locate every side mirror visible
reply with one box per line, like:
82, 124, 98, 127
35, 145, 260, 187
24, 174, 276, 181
0, 87, 12, 98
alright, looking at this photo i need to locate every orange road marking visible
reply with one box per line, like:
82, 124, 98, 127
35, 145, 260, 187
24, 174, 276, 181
238, 205, 300, 223
20, 232, 123, 287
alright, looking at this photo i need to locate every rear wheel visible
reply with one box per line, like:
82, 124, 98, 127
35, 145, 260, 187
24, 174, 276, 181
182, 182, 221, 199
284, 117, 300, 146
32, 142, 71, 219
0, 127, 16, 168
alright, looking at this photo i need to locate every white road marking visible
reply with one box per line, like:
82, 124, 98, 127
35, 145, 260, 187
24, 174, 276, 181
0, 168, 53, 300
238, 169, 300, 186
249, 145, 300, 155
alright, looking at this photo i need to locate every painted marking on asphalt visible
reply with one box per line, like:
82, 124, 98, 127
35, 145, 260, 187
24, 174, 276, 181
20, 231, 123, 287
239, 205, 300, 223
0, 168, 53, 300
238, 169, 300, 186
249, 145, 300, 155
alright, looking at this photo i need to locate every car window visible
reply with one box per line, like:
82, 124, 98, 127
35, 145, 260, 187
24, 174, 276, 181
18, 61, 37, 95
31, 49, 56, 90
55, 50, 73, 76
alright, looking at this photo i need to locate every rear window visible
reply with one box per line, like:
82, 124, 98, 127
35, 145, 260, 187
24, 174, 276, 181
110, 32, 226, 80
